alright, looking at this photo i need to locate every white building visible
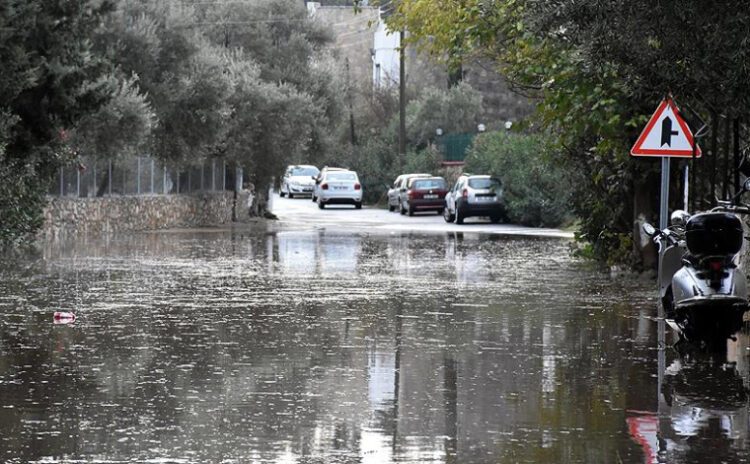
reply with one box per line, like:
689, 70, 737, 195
371, 18, 401, 88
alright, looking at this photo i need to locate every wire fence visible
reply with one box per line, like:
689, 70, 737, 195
49, 155, 244, 198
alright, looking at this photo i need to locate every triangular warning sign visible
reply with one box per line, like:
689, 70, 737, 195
631, 98, 701, 158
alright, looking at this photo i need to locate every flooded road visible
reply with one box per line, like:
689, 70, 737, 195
1, 221, 749, 462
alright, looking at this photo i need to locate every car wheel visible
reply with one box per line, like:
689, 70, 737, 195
408, 206, 414, 216
288, 193, 294, 199
318, 199, 325, 209
437, 209, 443, 215
490, 215, 501, 223
355, 202, 362, 210
443, 207, 455, 223
280, 189, 286, 198
455, 206, 464, 224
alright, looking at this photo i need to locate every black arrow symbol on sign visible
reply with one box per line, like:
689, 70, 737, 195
661, 117, 679, 147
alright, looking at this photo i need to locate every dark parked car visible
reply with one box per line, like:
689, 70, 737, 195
387, 173, 430, 212
400, 176, 448, 216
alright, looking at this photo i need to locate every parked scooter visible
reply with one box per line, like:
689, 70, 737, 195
643, 179, 750, 342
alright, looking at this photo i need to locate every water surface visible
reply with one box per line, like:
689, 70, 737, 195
0, 227, 747, 463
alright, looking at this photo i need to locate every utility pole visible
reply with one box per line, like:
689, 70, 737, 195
398, 30, 406, 162
346, 58, 356, 145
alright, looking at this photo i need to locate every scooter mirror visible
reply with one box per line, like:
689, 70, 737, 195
670, 210, 690, 228
642, 223, 656, 236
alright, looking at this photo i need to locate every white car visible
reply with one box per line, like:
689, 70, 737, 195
280, 165, 319, 198
315, 170, 362, 209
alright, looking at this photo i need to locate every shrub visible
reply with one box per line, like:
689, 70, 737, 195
465, 131, 572, 227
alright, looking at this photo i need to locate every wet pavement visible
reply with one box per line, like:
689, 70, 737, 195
0, 198, 749, 463
270, 194, 574, 238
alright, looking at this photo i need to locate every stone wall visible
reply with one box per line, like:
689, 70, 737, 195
43, 192, 250, 239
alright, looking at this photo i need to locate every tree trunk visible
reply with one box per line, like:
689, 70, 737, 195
96, 161, 112, 197
734, 118, 741, 196
710, 111, 718, 207
249, 179, 275, 219
723, 117, 730, 199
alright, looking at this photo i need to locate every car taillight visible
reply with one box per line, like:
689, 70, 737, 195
408, 190, 415, 199
322, 183, 329, 190
462, 188, 468, 198
354, 183, 361, 190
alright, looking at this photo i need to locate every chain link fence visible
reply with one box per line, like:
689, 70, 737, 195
49, 155, 243, 198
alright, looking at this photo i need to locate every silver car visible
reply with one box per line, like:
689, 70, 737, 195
316, 170, 363, 209
444, 175, 505, 224
280, 165, 319, 198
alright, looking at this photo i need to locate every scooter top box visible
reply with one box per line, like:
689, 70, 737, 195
685, 212, 743, 256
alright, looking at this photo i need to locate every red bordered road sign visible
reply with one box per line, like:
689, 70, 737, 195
631, 98, 702, 158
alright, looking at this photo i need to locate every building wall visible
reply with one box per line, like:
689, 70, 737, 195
462, 58, 535, 125
309, 4, 379, 88
372, 21, 400, 87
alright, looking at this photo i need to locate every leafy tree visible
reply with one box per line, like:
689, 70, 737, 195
97, 2, 232, 165
0, 0, 114, 246
220, 53, 323, 211
93, 0, 345, 213
70, 73, 155, 161
406, 82, 483, 148
376, 0, 750, 264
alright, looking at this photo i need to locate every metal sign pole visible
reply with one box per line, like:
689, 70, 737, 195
659, 157, 670, 230
657, 155, 669, 453
683, 163, 689, 212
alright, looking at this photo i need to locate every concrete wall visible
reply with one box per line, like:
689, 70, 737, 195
42, 192, 250, 239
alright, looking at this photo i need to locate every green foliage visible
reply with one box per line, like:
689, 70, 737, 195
70, 73, 155, 159
405, 82, 483, 148
0, 150, 47, 248
97, 0, 342, 194
383, 0, 750, 264
328, 79, 481, 204
0, 0, 114, 247
465, 131, 571, 227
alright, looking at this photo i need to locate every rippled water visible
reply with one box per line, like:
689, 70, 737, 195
0, 226, 748, 463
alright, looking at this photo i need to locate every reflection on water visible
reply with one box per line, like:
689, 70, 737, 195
655, 335, 750, 463
0, 226, 747, 462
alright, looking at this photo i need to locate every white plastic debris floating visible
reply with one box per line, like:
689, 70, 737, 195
53, 311, 76, 325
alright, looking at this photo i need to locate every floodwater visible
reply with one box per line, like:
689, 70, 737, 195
0, 226, 749, 463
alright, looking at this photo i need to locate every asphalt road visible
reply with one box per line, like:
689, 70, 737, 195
270, 192, 574, 238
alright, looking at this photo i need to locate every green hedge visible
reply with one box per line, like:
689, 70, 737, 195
464, 131, 572, 228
